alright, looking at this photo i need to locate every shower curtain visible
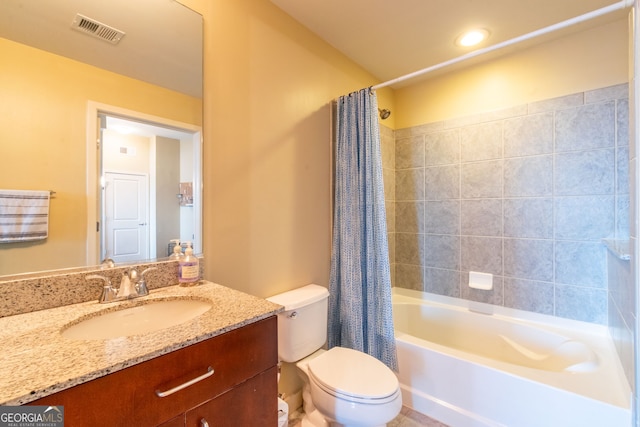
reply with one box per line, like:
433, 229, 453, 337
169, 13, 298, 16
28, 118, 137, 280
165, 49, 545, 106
328, 88, 398, 371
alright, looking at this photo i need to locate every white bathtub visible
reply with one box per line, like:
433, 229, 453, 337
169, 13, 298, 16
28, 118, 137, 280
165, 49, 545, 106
392, 288, 631, 427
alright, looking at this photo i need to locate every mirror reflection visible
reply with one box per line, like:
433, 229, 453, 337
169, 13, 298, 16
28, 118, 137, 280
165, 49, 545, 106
0, 0, 203, 277
99, 113, 202, 265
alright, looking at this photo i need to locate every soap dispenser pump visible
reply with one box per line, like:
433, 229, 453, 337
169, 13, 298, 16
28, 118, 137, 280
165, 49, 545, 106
169, 240, 184, 260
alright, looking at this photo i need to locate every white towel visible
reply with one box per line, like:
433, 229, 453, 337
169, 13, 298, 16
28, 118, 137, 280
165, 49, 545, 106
0, 190, 50, 243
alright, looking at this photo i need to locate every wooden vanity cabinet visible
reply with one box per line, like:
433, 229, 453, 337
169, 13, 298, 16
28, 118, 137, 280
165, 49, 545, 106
157, 416, 185, 427
32, 316, 278, 427
184, 366, 277, 427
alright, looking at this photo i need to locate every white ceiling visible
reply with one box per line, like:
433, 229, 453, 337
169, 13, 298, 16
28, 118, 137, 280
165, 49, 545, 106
270, 0, 628, 88
105, 116, 194, 141
1, 1, 626, 95
0, 0, 202, 98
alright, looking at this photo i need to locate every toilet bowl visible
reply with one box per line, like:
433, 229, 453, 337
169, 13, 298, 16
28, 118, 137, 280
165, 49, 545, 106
267, 285, 402, 427
297, 348, 402, 427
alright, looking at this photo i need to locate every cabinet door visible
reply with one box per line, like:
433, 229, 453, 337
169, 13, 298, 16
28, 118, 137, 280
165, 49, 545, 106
157, 415, 185, 427
186, 366, 278, 427
30, 367, 136, 427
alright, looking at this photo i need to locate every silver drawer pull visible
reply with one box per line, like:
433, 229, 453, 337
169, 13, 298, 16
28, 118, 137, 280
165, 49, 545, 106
200, 419, 210, 427
155, 366, 214, 398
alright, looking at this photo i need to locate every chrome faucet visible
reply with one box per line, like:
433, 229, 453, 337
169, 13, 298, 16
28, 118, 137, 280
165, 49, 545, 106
116, 269, 138, 299
87, 267, 156, 304
86, 274, 117, 303
136, 267, 157, 297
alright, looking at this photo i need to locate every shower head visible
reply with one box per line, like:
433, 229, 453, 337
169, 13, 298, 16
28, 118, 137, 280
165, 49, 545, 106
378, 108, 391, 120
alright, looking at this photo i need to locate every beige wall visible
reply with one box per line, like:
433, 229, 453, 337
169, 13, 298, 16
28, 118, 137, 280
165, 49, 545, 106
181, 0, 627, 300
394, 19, 628, 128
0, 38, 201, 276
179, 0, 393, 298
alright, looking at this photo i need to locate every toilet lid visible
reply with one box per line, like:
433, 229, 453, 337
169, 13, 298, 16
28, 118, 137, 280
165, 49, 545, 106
307, 347, 399, 402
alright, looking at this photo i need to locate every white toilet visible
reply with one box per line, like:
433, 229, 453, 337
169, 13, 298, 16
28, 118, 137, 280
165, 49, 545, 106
267, 284, 402, 427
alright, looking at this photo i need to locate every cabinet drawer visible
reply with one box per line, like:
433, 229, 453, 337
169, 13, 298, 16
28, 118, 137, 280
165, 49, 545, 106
133, 316, 277, 425
186, 366, 278, 427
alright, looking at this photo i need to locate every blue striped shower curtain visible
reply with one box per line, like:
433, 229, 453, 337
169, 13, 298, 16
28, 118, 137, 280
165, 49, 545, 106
328, 88, 398, 371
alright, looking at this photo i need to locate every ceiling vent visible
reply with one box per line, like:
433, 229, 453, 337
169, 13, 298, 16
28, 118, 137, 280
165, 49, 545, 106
71, 14, 125, 45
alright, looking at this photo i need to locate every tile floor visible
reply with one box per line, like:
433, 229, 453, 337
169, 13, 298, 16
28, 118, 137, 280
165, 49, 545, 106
389, 407, 450, 427
288, 406, 449, 427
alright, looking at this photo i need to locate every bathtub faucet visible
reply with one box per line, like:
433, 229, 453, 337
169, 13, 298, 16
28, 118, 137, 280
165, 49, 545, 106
468, 301, 494, 316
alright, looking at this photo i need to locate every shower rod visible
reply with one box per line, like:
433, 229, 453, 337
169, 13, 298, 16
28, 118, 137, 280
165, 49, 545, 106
371, 0, 634, 90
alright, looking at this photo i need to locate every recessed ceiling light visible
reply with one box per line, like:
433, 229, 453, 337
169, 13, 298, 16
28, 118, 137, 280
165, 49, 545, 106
456, 29, 489, 47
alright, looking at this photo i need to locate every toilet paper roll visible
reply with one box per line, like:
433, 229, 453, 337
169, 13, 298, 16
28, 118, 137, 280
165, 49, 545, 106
277, 398, 288, 427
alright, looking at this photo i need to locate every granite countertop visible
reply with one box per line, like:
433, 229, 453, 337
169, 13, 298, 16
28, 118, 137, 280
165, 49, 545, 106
0, 281, 283, 406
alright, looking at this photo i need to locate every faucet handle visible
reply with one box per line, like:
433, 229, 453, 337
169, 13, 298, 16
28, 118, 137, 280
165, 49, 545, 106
137, 267, 158, 296
86, 274, 117, 303
141, 267, 157, 278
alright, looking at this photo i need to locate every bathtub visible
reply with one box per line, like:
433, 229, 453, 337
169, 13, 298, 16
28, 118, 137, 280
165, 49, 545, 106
392, 288, 631, 427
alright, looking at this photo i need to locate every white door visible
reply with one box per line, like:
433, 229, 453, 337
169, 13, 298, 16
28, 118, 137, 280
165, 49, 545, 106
104, 172, 149, 263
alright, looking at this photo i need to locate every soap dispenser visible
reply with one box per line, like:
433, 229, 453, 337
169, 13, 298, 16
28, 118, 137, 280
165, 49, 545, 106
178, 242, 200, 286
169, 240, 184, 260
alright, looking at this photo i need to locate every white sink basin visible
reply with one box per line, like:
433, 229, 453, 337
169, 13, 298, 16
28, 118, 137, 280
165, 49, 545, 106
61, 299, 212, 340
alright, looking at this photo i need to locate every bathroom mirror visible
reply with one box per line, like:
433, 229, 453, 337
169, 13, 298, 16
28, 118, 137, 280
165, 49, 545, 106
0, 0, 203, 277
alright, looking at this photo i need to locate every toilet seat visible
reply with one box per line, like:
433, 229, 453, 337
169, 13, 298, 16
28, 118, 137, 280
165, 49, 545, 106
307, 347, 400, 404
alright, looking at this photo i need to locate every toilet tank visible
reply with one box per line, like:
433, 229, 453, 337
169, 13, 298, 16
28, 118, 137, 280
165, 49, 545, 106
266, 284, 329, 362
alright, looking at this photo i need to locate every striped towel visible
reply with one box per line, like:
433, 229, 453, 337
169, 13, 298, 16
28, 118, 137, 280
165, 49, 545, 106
0, 190, 50, 243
